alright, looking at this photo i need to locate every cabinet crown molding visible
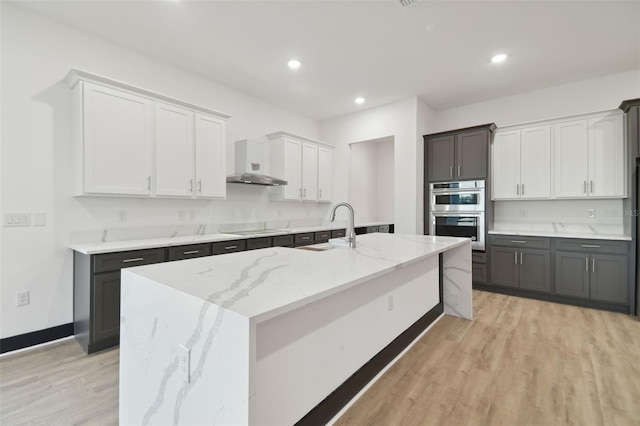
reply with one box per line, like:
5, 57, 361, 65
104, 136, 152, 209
267, 131, 333, 147
64, 68, 231, 120
493, 109, 623, 133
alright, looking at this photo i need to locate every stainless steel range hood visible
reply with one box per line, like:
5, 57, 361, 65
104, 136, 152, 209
226, 139, 287, 186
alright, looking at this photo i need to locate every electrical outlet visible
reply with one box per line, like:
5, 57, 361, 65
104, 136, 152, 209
387, 295, 394, 311
16, 290, 29, 306
587, 209, 595, 218
178, 210, 186, 221
178, 344, 190, 383
520, 209, 528, 217
118, 210, 127, 222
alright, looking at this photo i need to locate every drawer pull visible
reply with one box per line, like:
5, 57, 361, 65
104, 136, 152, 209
302, 236, 310, 240
581, 244, 600, 248
224, 245, 237, 250
514, 252, 518, 264
184, 250, 200, 255
123, 257, 144, 263
592, 257, 595, 273
585, 257, 588, 271
510, 240, 527, 244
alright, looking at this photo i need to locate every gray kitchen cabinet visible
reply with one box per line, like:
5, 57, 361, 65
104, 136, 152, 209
489, 237, 551, 292
273, 235, 294, 247
556, 251, 627, 303
168, 243, 211, 261
314, 231, 331, 243
74, 247, 167, 354
294, 233, 315, 247
471, 251, 487, 284
425, 125, 495, 182
331, 229, 346, 238
246, 237, 272, 250
211, 240, 247, 255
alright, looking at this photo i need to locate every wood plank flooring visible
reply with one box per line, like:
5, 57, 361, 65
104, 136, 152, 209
1, 290, 639, 425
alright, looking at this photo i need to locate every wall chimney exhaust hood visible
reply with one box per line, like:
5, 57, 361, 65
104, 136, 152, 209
226, 139, 288, 186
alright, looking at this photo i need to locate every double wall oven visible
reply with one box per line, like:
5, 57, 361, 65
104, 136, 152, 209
429, 180, 485, 251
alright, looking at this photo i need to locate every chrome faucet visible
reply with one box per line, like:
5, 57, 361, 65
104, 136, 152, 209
330, 202, 356, 248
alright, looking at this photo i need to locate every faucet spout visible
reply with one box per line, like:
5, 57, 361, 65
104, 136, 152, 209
330, 202, 356, 248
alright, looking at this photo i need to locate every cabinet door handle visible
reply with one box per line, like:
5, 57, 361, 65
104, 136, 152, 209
514, 252, 518, 264
516, 184, 520, 195
299, 188, 302, 199
581, 244, 600, 248
197, 179, 202, 193
184, 250, 199, 255
520, 252, 523, 265
521, 184, 524, 195
585, 257, 589, 271
590, 180, 594, 193
457, 165, 461, 176
592, 257, 595, 273
583, 181, 587, 194
123, 257, 144, 263
188, 179, 193, 193
449, 166, 453, 177
302, 236, 310, 240
147, 176, 151, 192
318, 189, 322, 199
224, 245, 237, 250
303, 188, 307, 198
510, 240, 527, 244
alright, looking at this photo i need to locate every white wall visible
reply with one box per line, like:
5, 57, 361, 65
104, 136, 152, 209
376, 139, 395, 223
320, 97, 435, 234
434, 70, 640, 132
0, 4, 327, 339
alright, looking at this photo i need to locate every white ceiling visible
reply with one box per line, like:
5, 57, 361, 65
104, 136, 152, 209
11, 0, 640, 121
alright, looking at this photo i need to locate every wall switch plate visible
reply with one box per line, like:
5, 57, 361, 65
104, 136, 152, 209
33, 212, 46, 226
16, 290, 29, 306
4, 212, 30, 227
520, 209, 528, 217
178, 344, 190, 383
587, 209, 595, 218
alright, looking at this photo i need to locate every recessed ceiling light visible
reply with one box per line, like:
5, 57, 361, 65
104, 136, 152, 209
491, 53, 508, 64
288, 59, 301, 69
355, 97, 365, 104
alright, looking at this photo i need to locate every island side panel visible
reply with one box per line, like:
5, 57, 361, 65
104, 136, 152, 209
119, 270, 250, 426
249, 255, 440, 425
442, 241, 473, 320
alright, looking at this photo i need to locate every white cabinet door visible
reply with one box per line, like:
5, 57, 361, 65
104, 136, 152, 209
553, 120, 588, 198
317, 146, 333, 202
492, 130, 520, 199
282, 138, 302, 200
155, 103, 194, 197
194, 113, 226, 199
520, 125, 551, 199
83, 82, 153, 195
301, 143, 318, 201
588, 114, 625, 197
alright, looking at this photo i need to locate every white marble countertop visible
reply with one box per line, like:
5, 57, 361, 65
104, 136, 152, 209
489, 223, 631, 241
69, 222, 394, 254
123, 233, 469, 323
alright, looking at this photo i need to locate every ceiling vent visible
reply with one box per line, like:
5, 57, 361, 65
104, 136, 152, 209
399, 0, 420, 7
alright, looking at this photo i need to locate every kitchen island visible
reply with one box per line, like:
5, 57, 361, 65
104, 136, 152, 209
119, 233, 472, 425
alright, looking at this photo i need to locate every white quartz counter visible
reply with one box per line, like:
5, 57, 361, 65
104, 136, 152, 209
490, 223, 630, 241
69, 222, 393, 255
124, 233, 469, 324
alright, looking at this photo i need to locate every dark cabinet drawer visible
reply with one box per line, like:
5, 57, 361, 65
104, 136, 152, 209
314, 231, 331, 243
331, 229, 346, 238
472, 252, 487, 264
366, 226, 379, 233
378, 225, 390, 233
472, 263, 487, 284
294, 233, 314, 247
355, 227, 367, 235
273, 235, 294, 247
168, 243, 211, 261
93, 248, 166, 273
247, 237, 272, 250
490, 235, 550, 250
211, 240, 247, 255
554, 239, 628, 254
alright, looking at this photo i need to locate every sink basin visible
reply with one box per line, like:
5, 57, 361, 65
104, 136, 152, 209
295, 243, 336, 252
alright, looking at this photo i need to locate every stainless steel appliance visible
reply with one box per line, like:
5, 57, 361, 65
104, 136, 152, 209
430, 180, 485, 250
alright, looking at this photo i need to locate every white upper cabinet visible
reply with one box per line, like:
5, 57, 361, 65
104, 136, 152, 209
66, 69, 230, 198
492, 125, 550, 200
155, 103, 194, 197
194, 113, 226, 199
268, 132, 333, 202
81, 82, 154, 196
553, 112, 625, 198
317, 146, 333, 202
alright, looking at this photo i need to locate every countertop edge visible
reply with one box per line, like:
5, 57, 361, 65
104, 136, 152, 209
488, 230, 631, 241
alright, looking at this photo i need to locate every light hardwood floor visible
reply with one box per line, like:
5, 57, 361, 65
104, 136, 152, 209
1, 290, 639, 425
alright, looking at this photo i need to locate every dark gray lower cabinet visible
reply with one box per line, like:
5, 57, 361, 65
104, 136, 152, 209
555, 251, 628, 303
92, 271, 121, 343
471, 251, 487, 284
489, 246, 551, 292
